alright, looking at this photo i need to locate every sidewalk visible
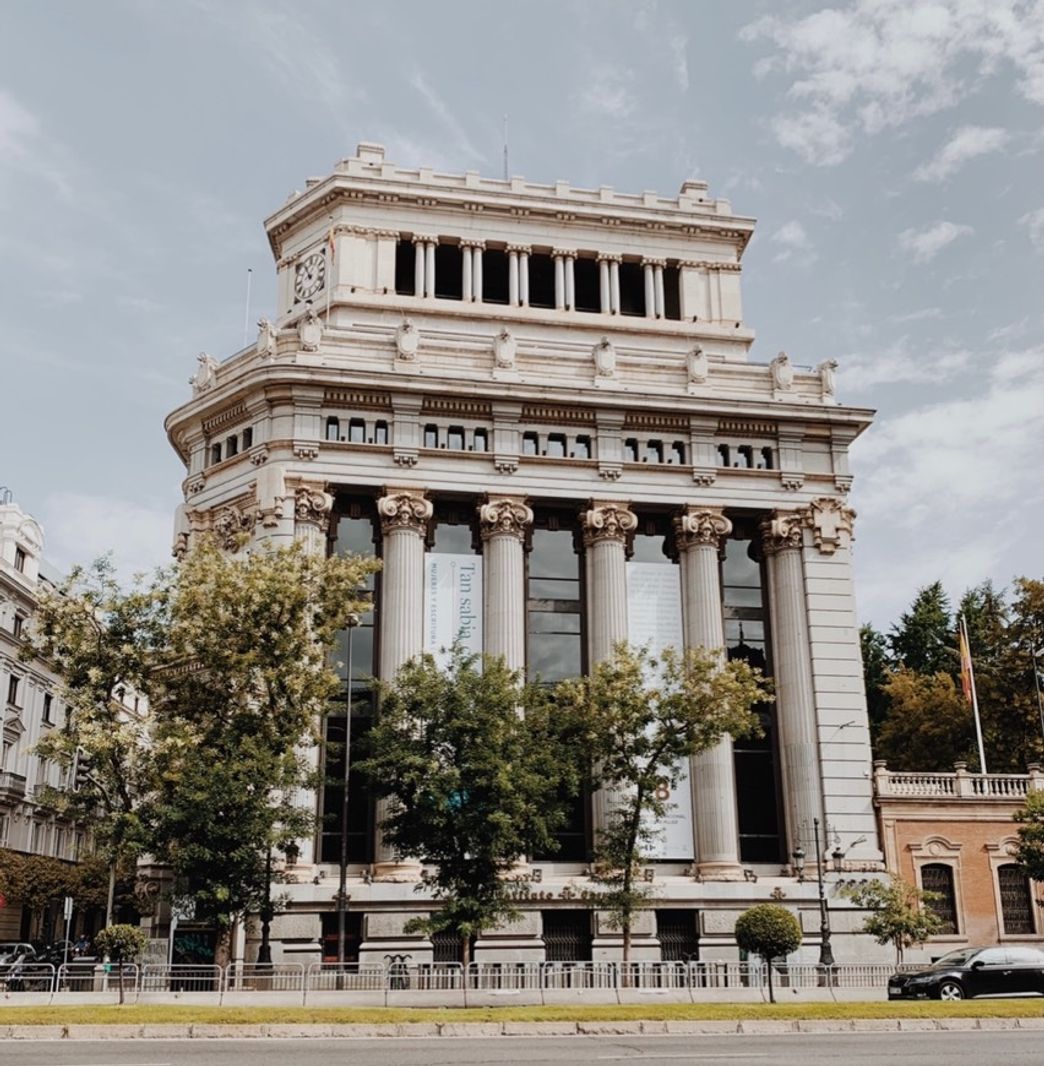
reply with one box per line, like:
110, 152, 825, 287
5, 1017, 1044, 1039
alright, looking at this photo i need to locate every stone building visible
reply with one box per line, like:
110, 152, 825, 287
874, 762, 1044, 958
163, 144, 886, 965
0, 491, 85, 941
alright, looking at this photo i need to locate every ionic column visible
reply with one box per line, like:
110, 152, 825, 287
472, 240, 485, 302
654, 264, 665, 319
564, 254, 576, 311
642, 261, 656, 318
519, 249, 530, 306
675, 507, 743, 880
461, 244, 473, 302
583, 502, 638, 836
554, 252, 566, 310
373, 488, 433, 879
424, 239, 437, 299
508, 249, 519, 306
478, 496, 533, 672
412, 235, 426, 297
762, 511, 823, 857
598, 256, 611, 313
609, 258, 621, 315
291, 483, 334, 870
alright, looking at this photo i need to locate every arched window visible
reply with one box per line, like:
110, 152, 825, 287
920, 863, 958, 934
998, 863, 1035, 935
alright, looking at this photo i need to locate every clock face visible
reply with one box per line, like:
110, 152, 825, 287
294, 252, 326, 301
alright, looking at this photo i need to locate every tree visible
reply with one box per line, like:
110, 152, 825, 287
555, 643, 768, 963
20, 557, 161, 924
93, 923, 148, 1004
733, 904, 802, 1003
146, 537, 376, 967
361, 645, 582, 965
874, 667, 973, 771
889, 581, 954, 677
0, 849, 75, 938
842, 877, 942, 965
1013, 789, 1044, 882
859, 623, 891, 745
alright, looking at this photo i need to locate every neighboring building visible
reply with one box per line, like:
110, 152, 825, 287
874, 761, 1044, 958
162, 143, 886, 965
0, 490, 85, 941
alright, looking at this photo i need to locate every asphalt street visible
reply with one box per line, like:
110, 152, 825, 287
2, 1032, 1043, 1066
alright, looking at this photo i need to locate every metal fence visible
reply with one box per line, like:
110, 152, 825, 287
0, 959, 903, 998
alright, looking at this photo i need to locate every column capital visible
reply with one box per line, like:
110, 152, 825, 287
761, 510, 805, 555
551, 246, 577, 259
802, 496, 856, 555
506, 243, 532, 255
459, 238, 486, 250
377, 488, 433, 535
596, 251, 622, 264
478, 496, 533, 541
293, 483, 334, 527
582, 501, 637, 547
674, 507, 732, 550
641, 256, 667, 268
412, 233, 438, 246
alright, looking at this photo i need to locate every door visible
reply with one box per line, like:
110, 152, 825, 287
1003, 948, 1044, 995
967, 948, 1009, 996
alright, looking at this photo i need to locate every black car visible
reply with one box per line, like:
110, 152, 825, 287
888, 946, 1044, 1001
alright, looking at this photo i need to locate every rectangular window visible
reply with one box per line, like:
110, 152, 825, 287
545, 433, 567, 458
624, 438, 639, 462
447, 426, 466, 450
921, 863, 959, 934
374, 420, 389, 445
663, 265, 681, 320
434, 243, 463, 300
542, 911, 592, 961
671, 441, 686, 465
522, 431, 539, 456
423, 424, 439, 448
14, 547, 26, 572
527, 526, 582, 683
573, 257, 600, 313
483, 248, 509, 304
527, 253, 555, 309
326, 417, 341, 441
618, 261, 646, 317
644, 439, 664, 464
7, 675, 20, 706
472, 428, 488, 452
573, 435, 592, 459
0, 814, 8, 847
348, 418, 366, 443
210, 443, 222, 465
42, 693, 53, 723
13, 615, 24, 639
225, 434, 238, 457
242, 427, 253, 450
395, 239, 416, 296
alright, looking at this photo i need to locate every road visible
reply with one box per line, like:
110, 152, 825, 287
2, 1032, 1043, 1066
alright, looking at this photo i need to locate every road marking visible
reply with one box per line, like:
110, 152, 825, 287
597, 1056, 768, 1061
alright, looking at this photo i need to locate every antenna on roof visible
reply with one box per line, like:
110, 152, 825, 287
502, 114, 509, 181
242, 268, 253, 348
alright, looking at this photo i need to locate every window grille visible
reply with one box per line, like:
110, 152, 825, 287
998, 864, 1034, 935
542, 910, 592, 961
920, 863, 958, 934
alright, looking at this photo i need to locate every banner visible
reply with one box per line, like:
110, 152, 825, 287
626, 561, 694, 861
424, 553, 482, 669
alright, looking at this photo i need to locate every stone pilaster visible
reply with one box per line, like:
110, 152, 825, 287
582, 501, 637, 838
373, 487, 433, 880
675, 507, 744, 880
763, 510, 824, 859
478, 496, 533, 672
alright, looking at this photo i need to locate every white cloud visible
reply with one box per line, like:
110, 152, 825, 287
0, 89, 72, 198
772, 220, 810, 248
914, 124, 1010, 180
838, 339, 972, 393
410, 73, 487, 165
741, 1, 1044, 164
38, 493, 174, 582
1021, 206, 1044, 249
898, 220, 973, 262
580, 62, 637, 119
887, 306, 943, 323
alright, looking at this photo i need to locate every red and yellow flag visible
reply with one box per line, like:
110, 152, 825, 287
958, 618, 974, 704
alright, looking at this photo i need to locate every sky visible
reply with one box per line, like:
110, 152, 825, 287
0, 0, 1041, 629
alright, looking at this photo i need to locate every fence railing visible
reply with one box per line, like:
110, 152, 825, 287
0, 960, 903, 997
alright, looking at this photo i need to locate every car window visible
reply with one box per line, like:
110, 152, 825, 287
1007, 948, 1044, 964
975, 948, 1009, 965
934, 949, 978, 966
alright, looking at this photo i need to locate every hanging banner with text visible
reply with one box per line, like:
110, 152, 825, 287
424, 553, 483, 670
626, 561, 694, 861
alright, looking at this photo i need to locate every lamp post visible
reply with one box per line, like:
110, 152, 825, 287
336, 613, 360, 977
256, 846, 274, 967
792, 820, 836, 969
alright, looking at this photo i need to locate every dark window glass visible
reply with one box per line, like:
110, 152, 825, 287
522, 432, 539, 455
545, 433, 567, 458
999, 864, 1034, 935
472, 428, 488, 452
921, 864, 958, 934
737, 446, 753, 469
395, 239, 416, 296
574, 435, 592, 459
320, 713, 374, 864
759, 447, 774, 471
542, 911, 592, 961
242, 427, 253, 449
717, 444, 729, 467
320, 911, 363, 964
644, 439, 664, 464
13, 615, 24, 639
528, 253, 555, 309
447, 425, 465, 450
42, 694, 52, 722
326, 417, 341, 441
374, 420, 389, 445
483, 249, 509, 304
14, 547, 26, 572
432, 518, 476, 555
618, 260, 645, 317
7, 675, 19, 705
226, 435, 238, 457
210, 443, 222, 465
663, 265, 681, 320
573, 256, 600, 313
434, 243, 463, 300
424, 424, 439, 448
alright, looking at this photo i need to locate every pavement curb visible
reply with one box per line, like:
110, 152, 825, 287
0, 1017, 1036, 1039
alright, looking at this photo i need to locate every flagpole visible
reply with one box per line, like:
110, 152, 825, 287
961, 614, 988, 775
326, 217, 334, 323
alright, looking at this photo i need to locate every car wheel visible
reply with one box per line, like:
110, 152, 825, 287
937, 980, 964, 1001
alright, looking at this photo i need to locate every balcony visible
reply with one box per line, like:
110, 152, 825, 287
874, 761, 1044, 801
0, 771, 27, 802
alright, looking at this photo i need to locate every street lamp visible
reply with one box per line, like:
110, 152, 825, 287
812, 818, 835, 969
256, 846, 274, 967
336, 613, 361, 976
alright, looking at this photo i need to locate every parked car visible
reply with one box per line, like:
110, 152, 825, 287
888, 946, 1044, 1000
0, 942, 36, 976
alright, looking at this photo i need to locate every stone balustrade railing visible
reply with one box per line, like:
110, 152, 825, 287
874, 760, 1044, 800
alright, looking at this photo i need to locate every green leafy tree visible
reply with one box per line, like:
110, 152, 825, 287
860, 623, 891, 745
555, 643, 768, 963
0, 849, 75, 936
889, 581, 954, 677
145, 538, 376, 968
20, 557, 161, 923
93, 923, 148, 1004
1013, 789, 1044, 882
361, 645, 582, 965
843, 877, 943, 965
733, 904, 802, 1003
874, 667, 973, 771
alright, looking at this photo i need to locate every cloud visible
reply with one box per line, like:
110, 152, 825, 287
914, 124, 1010, 181
0, 89, 72, 198
1021, 206, 1044, 249
772, 220, 810, 248
580, 62, 637, 119
410, 73, 486, 165
898, 220, 973, 262
39, 493, 175, 582
887, 307, 943, 324
740, 2, 1044, 164
838, 339, 972, 393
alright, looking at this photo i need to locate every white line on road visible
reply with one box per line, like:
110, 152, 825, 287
597, 1056, 768, 1061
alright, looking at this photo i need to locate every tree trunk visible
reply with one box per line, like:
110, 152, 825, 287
766, 957, 775, 1004
105, 860, 117, 927
214, 925, 232, 971
117, 960, 125, 1005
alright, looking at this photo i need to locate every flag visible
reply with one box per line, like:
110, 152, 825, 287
958, 618, 973, 704
327, 225, 336, 262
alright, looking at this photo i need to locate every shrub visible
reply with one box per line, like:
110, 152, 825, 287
734, 904, 802, 1003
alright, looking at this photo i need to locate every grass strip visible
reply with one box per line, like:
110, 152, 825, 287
2, 1001, 1044, 1025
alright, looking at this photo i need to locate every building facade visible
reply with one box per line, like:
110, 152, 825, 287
163, 144, 887, 965
0, 492, 85, 941
875, 761, 1044, 959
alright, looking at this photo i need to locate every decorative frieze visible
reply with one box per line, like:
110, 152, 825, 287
581, 502, 637, 546
478, 496, 533, 541
212, 504, 255, 551
377, 489, 433, 535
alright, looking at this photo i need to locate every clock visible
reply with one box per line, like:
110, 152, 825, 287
294, 252, 326, 301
